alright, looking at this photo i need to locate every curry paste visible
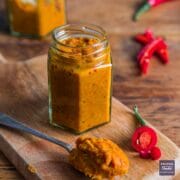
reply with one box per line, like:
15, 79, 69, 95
69, 136, 129, 179
7, 0, 66, 37
48, 34, 112, 133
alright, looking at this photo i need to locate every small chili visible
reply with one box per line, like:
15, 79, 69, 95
135, 29, 154, 44
137, 38, 165, 74
150, 146, 161, 160
134, 0, 173, 21
131, 106, 161, 160
135, 30, 169, 64
132, 126, 157, 152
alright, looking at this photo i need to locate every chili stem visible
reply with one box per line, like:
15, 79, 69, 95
133, 106, 146, 126
133, 3, 151, 21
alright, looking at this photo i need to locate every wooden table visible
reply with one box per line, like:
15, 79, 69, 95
0, 0, 180, 179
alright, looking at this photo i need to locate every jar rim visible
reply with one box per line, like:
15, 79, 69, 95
52, 23, 108, 49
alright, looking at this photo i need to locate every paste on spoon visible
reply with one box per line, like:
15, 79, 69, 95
69, 136, 129, 179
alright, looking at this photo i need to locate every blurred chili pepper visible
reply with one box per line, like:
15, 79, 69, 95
135, 30, 169, 64
134, 0, 173, 21
135, 29, 154, 44
138, 38, 165, 74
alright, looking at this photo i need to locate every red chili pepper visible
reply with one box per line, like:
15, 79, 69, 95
137, 38, 165, 74
135, 34, 152, 44
135, 30, 169, 64
135, 29, 154, 44
138, 38, 164, 63
140, 58, 150, 74
132, 126, 157, 152
139, 146, 161, 159
134, 0, 173, 21
131, 106, 161, 160
139, 150, 151, 159
150, 146, 161, 160
157, 47, 169, 64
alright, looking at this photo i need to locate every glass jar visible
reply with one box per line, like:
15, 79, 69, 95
7, 0, 66, 38
48, 24, 112, 134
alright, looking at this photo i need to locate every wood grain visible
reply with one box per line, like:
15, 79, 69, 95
0, 0, 180, 179
0, 55, 179, 180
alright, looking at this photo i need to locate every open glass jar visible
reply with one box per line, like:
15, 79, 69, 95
7, 0, 66, 38
48, 24, 112, 134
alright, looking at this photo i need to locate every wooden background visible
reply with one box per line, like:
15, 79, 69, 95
0, 0, 180, 179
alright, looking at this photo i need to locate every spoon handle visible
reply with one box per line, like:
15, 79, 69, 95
0, 113, 73, 152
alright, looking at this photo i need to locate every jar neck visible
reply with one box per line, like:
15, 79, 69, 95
50, 24, 109, 68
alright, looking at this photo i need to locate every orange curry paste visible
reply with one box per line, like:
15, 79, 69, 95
48, 25, 112, 133
7, 0, 66, 37
69, 136, 129, 179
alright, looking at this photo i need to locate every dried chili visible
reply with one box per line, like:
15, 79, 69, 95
134, 0, 173, 21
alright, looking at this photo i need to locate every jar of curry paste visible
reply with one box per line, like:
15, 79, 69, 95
7, 0, 66, 38
48, 24, 112, 133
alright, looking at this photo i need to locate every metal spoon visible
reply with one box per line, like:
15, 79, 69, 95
0, 113, 73, 152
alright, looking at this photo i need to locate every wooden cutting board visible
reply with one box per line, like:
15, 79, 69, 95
0, 55, 179, 180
